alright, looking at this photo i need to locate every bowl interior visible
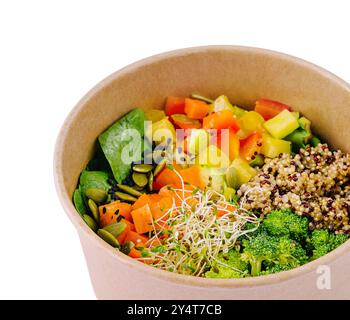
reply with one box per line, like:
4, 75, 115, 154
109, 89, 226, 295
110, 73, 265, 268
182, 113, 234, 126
55, 46, 350, 284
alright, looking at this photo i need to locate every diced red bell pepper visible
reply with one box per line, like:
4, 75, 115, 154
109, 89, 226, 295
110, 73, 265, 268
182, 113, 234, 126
165, 97, 186, 116
254, 99, 291, 120
240, 132, 262, 161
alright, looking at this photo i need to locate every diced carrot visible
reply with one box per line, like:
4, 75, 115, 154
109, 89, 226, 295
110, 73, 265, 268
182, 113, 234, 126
203, 110, 240, 131
124, 230, 148, 245
124, 219, 135, 231
153, 167, 182, 190
254, 99, 291, 120
158, 184, 197, 208
165, 97, 186, 116
217, 203, 237, 217
151, 196, 173, 220
99, 201, 132, 227
179, 165, 205, 189
128, 244, 145, 258
171, 114, 202, 129
240, 132, 262, 161
184, 98, 210, 119
132, 194, 151, 210
131, 204, 154, 234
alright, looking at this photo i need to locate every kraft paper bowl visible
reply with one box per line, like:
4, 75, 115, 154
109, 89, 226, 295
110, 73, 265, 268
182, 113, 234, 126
54, 46, 350, 299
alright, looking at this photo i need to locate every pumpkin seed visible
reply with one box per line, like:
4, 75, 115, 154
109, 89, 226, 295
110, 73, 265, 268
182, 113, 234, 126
148, 172, 154, 192
133, 164, 154, 173
153, 158, 167, 176
116, 184, 143, 197
85, 188, 107, 203
88, 199, 100, 223
132, 172, 148, 188
133, 184, 146, 191
97, 229, 120, 248
115, 191, 137, 202
103, 221, 127, 237
83, 214, 98, 232
121, 240, 135, 255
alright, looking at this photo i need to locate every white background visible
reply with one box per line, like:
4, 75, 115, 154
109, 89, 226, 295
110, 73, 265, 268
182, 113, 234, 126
0, 0, 349, 299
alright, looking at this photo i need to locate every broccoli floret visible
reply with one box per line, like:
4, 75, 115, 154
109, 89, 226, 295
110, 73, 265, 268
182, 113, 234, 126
205, 250, 248, 279
262, 209, 308, 241
241, 233, 279, 276
310, 229, 349, 260
275, 237, 308, 267
260, 264, 292, 275
241, 233, 308, 276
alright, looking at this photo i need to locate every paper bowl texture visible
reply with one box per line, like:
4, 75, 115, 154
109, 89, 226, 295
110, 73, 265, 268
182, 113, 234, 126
54, 46, 350, 299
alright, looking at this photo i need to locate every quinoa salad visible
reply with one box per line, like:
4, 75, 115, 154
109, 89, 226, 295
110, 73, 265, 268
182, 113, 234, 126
72, 94, 349, 278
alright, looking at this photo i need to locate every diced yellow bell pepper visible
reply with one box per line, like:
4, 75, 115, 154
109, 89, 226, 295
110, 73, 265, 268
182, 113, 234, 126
263, 109, 299, 139
261, 134, 291, 158
152, 117, 176, 145
144, 109, 166, 122
238, 111, 265, 133
186, 129, 209, 155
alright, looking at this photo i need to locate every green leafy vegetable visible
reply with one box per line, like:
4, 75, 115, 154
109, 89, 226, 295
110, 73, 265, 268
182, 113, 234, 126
79, 170, 111, 200
73, 187, 86, 216
98, 108, 145, 183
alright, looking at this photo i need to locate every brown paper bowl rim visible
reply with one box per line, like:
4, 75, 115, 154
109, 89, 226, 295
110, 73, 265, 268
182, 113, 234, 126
54, 45, 350, 289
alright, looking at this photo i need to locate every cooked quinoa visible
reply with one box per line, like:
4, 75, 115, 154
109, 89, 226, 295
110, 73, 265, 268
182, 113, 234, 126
237, 144, 350, 234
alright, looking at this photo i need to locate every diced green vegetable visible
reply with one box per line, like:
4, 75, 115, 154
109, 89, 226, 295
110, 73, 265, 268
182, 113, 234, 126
186, 129, 209, 155
197, 144, 230, 168
225, 158, 256, 188
298, 117, 311, 133
310, 136, 321, 147
263, 109, 299, 139
211, 95, 234, 113
200, 166, 225, 193
291, 111, 300, 120
98, 108, 145, 183
223, 186, 236, 202
232, 105, 248, 118
261, 134, 291, 158
249, 154, 265, 167
285, 116, 312, 151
